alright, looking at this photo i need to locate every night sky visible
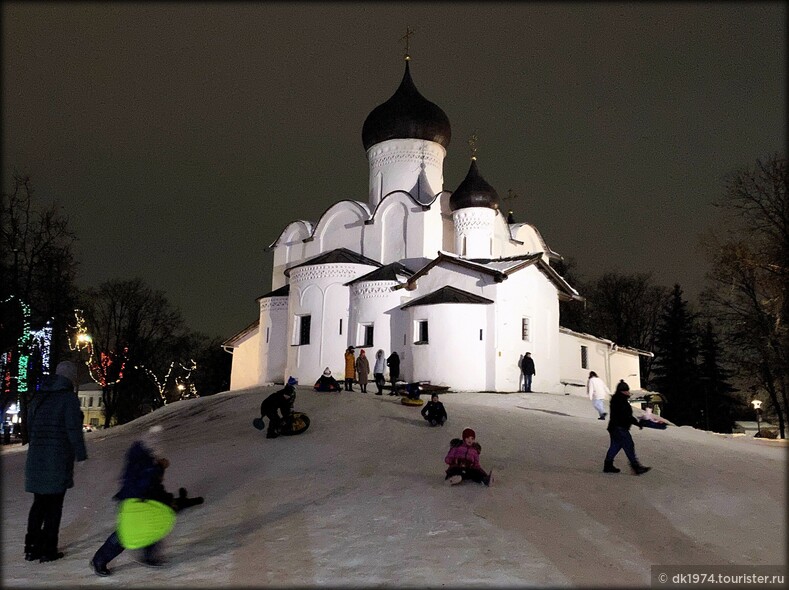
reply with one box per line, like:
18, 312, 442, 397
3, 3, 785, 339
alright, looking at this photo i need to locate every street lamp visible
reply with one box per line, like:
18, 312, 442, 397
751, 400, 763, 436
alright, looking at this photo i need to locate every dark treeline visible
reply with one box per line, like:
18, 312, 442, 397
1, 173, 231, 439
554, 154, 787, 438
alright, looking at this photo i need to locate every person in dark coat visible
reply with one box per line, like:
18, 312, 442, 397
260, 377, 297, 438
521, 352, 536, 392
604, 380, 651, 475
314, 368, 341, 392
24, 361, 87, 563
421, 393, 448, 426
90, 426, 204, 576
386, 352, 400, 395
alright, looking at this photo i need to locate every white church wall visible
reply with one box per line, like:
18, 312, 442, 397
610, 350, 642, 391
495, 266, 562, 393
367, 138, 445, 207
272, 222, 311, 290
313, 202, 369, 259
348, 280, 402, 367
379, 200, 408, 263
407, 303, 488, 391
558, 331, 612, 396
259, 296, 288, 384
453, 207, 496, 257
505, 224, 552, 260
228, 328, 261, 391
286, 262, 377, 383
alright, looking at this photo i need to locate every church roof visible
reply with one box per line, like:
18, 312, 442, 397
449, 158, 501, 212
222, 319, 260, 348
344, 262, 415, 286
400, 285, 493, 309
256, 284, 290, 301
283, 248, 381, 277
362, 60, 451, 151
401, 251, 583, 302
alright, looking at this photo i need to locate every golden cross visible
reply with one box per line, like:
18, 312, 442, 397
400, 27, 414, 60
468, 132, 478, 159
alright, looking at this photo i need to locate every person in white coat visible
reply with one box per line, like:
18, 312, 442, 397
587, 371, 611, 420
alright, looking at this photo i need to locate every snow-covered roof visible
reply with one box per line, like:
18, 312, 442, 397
283, 248, 381, 277
222, 319, 260, 348
256, 284, 290, 300
558, 326, 654, 357
400, 285, 494, 309
344, 262, 415, 286
401, 251, 583, 301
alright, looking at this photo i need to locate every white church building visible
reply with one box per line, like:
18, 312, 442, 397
224, 56, 649, 394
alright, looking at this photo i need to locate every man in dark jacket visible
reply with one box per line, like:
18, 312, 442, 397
386, 352, 400, 395
604, 380, 651, 475
260, 377, 297, 438
521, 352, 536, 392
24, 361, 88, 563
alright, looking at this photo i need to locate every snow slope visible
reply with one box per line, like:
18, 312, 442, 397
2, 386, 785, 588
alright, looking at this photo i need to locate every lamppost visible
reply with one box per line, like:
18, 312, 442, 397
751, 399, 762, 436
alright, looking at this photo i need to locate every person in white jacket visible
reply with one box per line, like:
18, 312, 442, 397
587, 371, 611, 420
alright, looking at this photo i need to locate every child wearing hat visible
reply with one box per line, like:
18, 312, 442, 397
314, 368, 341, 392
444, 428, 493, 486
421, 393, 448, 426
259, 378, 298, 438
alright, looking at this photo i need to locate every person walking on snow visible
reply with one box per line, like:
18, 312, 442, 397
373, 349, 386, 395
24, 361, 87, 563
444, 428, 492, 486
355, 349, 370, 393
521, 352, 536, 392
604, 380, 651, 475
344, 347, 356, 391
587, 371, 611, 420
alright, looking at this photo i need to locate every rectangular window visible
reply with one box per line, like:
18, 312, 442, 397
297, 315, 311, 345
522, 318, 530, 341
415, 320, 429, 344
98, 397, 103, 407
90, 418, 99, 427
88, 397, 94, 407
339, 319, 343, 335
581, 345, 589, 369
266, 327, 270, 344
363, 324, 374, 347
480, 329, 483, 341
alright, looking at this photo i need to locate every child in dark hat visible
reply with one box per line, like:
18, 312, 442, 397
444, 428, 492, 486
259, 378, 297, 438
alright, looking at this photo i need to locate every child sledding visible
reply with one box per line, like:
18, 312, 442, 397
253, 377, 311, 437
421, 393, 447, 426
444, 428, 493, 486
90, 426, 203, 577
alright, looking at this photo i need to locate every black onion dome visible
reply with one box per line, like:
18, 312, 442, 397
362, 61, 451, 151
449, 159, 501, 212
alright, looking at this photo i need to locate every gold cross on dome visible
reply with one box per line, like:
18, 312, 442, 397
468, 132, 478, 160
400, 26, 414, 60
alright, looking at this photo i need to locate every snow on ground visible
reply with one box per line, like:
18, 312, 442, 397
2, 386, 785, 588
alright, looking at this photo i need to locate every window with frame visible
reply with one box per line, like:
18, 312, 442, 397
581, 345, 589, 369
88, 397, 94, 407
362, 324, 374, 347
522, 317, 530, 341
415, 320, 429, 344
295, 315, 311, 345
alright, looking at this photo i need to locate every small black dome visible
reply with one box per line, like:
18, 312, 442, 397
362, 61, 451, 151
449, 159, 501, 212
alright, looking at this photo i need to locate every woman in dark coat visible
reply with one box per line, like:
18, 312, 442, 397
24, 361, 87, 562
604, 380, 651, 475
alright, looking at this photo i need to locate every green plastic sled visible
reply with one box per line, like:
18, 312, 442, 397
117, 498, 177, 549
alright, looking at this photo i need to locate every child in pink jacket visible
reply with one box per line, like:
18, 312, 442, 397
444, 428, 493, 486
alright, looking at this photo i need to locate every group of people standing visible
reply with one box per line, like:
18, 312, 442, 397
316, 347, 401, 395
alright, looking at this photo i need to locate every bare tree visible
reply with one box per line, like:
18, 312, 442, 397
1, 173, 78, 442
701, 154, 788, 438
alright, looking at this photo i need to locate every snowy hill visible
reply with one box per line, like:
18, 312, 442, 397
2, 386, 785, 587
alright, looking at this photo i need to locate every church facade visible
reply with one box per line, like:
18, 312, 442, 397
224, 58, 649, 394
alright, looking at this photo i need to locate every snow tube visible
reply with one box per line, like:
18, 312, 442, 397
117, 498, 176, 549
401, 397, 424, 407
252, 412, 311, 435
